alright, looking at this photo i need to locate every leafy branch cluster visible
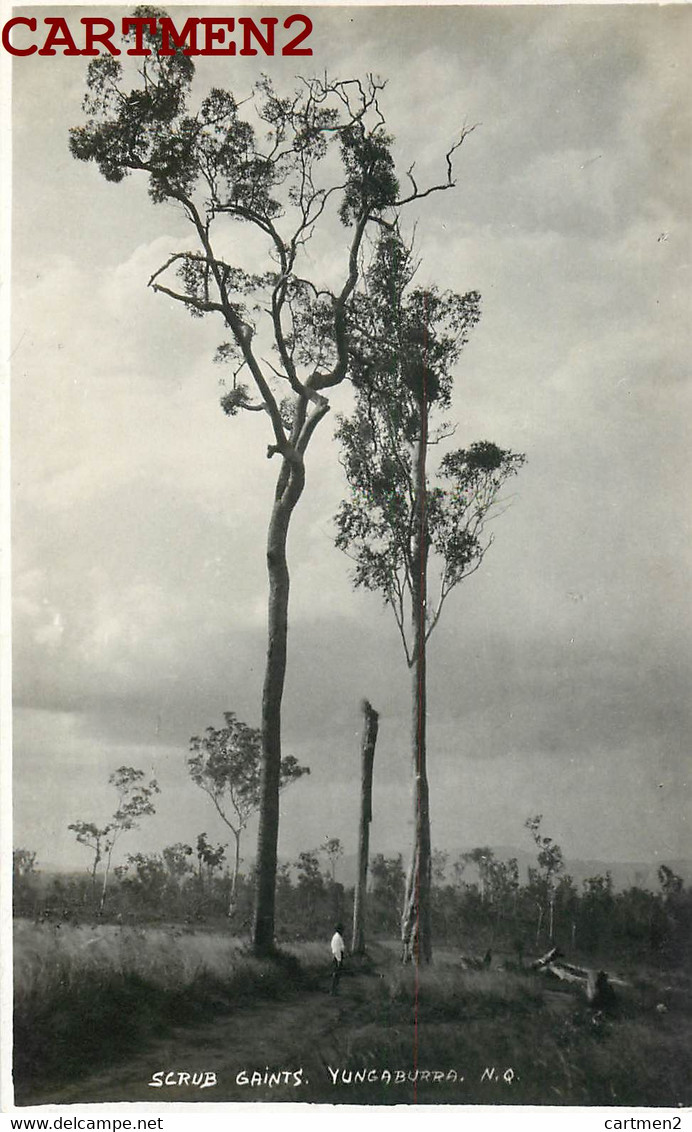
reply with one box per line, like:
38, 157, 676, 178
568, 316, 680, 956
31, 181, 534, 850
70, 21, 469, 483
188, 712, 309, 910
335, 232, 525, 666
68, 766, 160, 910
188, 711, 308, 844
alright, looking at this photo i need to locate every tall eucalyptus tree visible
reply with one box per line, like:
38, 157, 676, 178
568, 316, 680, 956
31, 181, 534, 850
336, 233, 525, 962
70, 20, 470, 951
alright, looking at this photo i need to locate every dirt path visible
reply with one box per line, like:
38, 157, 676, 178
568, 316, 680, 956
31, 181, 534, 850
19, 969, 384, 1106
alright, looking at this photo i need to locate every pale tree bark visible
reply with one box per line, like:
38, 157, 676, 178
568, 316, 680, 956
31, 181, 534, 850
90, 847, 101, 903
401, 395, 433, 964
228, 830, 242, 917
99, 841, 116, 915
352, 700, 379, 955
253, 457, 306, 954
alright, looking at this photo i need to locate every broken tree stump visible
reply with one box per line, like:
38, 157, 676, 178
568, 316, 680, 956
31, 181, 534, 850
351, 699, 379, 956
586, 969, 618, 1014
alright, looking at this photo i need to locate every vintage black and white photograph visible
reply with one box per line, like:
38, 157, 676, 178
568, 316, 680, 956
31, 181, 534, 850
4, 1, 691, 1115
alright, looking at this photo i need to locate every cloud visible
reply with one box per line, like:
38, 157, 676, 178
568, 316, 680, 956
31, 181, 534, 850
11, 5, 692, 872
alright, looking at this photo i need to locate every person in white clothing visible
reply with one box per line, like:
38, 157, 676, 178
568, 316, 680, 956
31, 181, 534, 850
330, 923, 345, 995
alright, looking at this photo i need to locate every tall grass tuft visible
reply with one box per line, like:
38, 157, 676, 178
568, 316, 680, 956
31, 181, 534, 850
384, 961, 546, 1021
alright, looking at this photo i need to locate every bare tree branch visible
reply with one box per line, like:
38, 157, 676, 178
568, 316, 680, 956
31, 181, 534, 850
394, 124, 479, 206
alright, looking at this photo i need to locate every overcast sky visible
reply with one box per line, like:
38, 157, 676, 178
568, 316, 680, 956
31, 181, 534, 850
9, 4, 691, 880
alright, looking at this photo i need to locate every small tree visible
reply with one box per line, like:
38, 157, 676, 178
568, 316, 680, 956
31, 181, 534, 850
295, 849, 325, 935
658, 864, 684, 897
68, 821, 110, 901
13, 848, 37, 878
121, 852, 168, 912
525, 814, 565, 944
162, 841, 195, 885
370, 853, 406, 936
452, 855, 468, 888
68, 766, 159, 913
462, 847, 496, 903
335, 231, 525, 963
488, 856, 520, 924
321, 836, 345, 922
13, 849, 39, 916
195, 832, 227, 891
580, 871, 614, 952
119, 842, 194, 917
656, 866, 691, 964
189, 712, 309, 914
321, 837, 344, 885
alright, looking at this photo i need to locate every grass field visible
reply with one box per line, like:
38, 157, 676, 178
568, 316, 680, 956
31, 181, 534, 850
13, 919, 322, 1092
13, 919, 692, 1106
314, 952, 692, 1105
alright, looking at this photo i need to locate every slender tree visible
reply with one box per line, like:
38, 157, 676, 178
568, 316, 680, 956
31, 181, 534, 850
295, 848, 325, 935
195, 831, 227, 891
69, 766, 159, 912
188, 711, 309, 913
658, 864, 684, 897
162, 841, 195, 884
68, 820, 111, 902
370, 853, 406, 935
13, 849, 39, 917
119, 842, 194, 916
321, 836, 344, 885
525, 814, 565, 943
70, 20, 470, 953
462, 846, 496, 904
12, 849, 38, 878
352, 699, 379, 954
320, 835, 345, 921
335, 232, 525, 962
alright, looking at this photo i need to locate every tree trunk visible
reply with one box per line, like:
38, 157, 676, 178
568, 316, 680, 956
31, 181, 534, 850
351, 699, 379, 955
252, 458, 305, 955
332, 882, 344, 923
90, 852, 100, 906
401, 396, 432, 965
536, 903, 544, 946
228, 831, 241, 917
99, 845, 114, 915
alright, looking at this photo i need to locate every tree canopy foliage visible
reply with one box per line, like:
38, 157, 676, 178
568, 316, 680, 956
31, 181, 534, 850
68, 766, 159, 911
68, 17, 467, 445
188, 715, 310, 851
333, 230, 525, 964
335, 232, 526, 666
188, 712, 309, 837
188, 712, 308, 911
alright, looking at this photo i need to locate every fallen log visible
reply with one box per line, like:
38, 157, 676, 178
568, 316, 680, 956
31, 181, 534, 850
543, 958, 630, 989
539, 960, 626, 1016
546, 962, 586, 985
531, 946, 563, 969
